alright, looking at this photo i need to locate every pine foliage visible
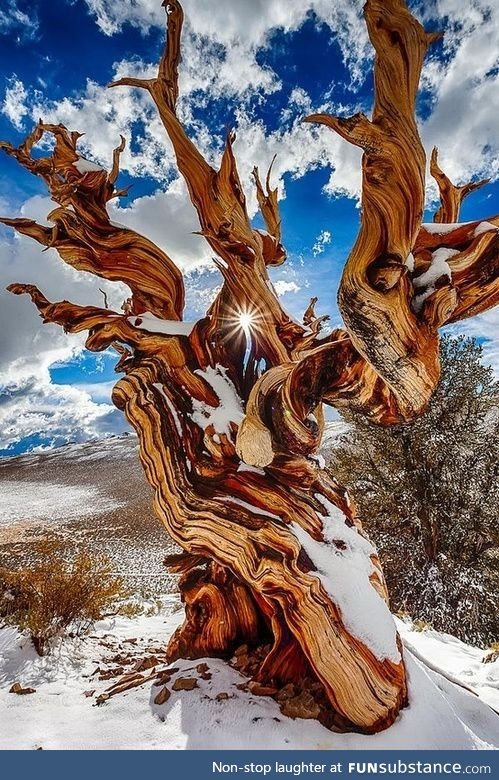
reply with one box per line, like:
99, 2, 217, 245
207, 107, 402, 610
328, 336, 499, 645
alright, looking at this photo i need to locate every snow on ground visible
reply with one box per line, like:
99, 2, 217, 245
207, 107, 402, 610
1, 481, 125, 525
1, 434, 498, 749
397, 619, 499, 715
0, 599, 497, 750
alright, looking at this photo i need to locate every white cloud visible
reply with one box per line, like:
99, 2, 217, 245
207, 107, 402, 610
22, 73, 178, 181
82, 0, 370, 90
312, 229, 332, 256
1, 77, 29, 130
0, 376, 123, 452
108, 179, 212, 273
280, 87, 313, 123
274, 280, 300, 296
228, 109, 362, 216
447, 308, 499, 377
0, 1, 39, 41
6, 0, 499, 209
420, 1, 499, 190
2, 0, 499, 457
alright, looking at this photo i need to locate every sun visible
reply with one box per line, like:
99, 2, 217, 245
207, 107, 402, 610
238, 311, 254, 333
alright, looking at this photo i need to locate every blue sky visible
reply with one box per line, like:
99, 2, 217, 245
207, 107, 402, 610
1, 0, 499, 456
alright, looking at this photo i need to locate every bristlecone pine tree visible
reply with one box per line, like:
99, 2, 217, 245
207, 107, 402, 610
2, 0, 499, 733
328, 335, 499, 646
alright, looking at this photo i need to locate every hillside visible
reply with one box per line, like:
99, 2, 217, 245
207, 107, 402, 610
0, 434, 178, 593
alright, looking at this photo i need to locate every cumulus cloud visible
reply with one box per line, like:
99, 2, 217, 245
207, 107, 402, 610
1, 77, 29, 130
83, 0, 370, 90
273, 280, 301, 296
0, 377, 123, 452
108, 178, 211, 273
2, 0, 499, 456
5, 0, 499, 205
228, 109, 362, 216
447, 308, 499, 377
419, 1, 499, 189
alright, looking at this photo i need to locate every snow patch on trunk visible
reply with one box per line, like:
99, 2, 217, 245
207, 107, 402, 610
421, 222, 471, 234
129, 312, 195, 336
473, 221, 499, 237
292, 495, 400, 664
412, 247, 458, 313
191, 365, 244, 437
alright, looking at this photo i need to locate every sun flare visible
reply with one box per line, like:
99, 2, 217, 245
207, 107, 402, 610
238, 311, 254, 332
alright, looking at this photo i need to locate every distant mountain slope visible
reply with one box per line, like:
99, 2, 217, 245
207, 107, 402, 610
0, 434, 178, 592
320, 419, 349, 452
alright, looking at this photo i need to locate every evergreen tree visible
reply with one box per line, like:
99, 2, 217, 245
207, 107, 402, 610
328, 335, 499, 645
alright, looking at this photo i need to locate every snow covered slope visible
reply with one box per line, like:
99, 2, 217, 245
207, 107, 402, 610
0, 601, 497, 750
0, 435, 178, 591
320, 420, 350, 452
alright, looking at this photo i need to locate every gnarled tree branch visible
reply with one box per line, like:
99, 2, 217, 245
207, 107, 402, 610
430, 147, 490, 224
1, 123, 184, 320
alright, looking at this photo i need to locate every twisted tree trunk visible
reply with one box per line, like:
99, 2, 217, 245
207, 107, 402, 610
2, 0, 498, 733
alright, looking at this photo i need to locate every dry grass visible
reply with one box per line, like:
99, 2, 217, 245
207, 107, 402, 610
0, 538, 131, 655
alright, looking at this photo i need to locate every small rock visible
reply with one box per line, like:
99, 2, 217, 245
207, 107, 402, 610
276, 683, 296, 702
163, 667, 180, 675
196, 663, 209, 674
98, 666, 124, 681
232, 654, 249, 670
133, 656, 160, 672
215, 692, 230, 701
83, 690, 96, 698
280, 690, 321, 720
172, 677, 198, 691
248, 681, 278, 696
153, 686, 171, 706
95, 692, 110, 705
155, 669, 173, 684
9, 682, 36, 695
110, 654, 133, 666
